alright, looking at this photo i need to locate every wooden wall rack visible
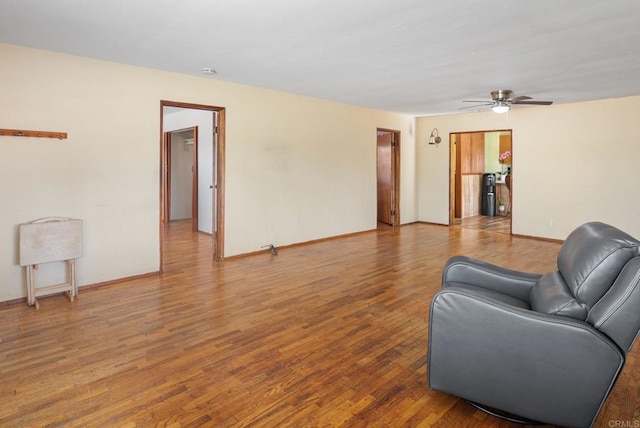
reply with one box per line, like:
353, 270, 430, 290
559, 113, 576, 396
0, 128, 67, 139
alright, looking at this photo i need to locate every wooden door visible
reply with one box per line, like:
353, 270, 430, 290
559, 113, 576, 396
454, 134, 463, 218
455, 132, 485, 218
377, 132, 394, 225
470, 132, 485, 172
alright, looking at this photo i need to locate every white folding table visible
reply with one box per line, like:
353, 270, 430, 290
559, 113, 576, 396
19, 217, 83, 309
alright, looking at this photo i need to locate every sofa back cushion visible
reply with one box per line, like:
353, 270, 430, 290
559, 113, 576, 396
557, 222, 640, 307
530, 271, 588, 320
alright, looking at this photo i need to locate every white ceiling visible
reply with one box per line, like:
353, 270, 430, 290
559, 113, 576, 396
2, 0, 640, 116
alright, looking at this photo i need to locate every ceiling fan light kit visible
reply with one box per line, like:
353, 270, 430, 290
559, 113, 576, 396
462, 89, 553, 113
491, 101, 510, 114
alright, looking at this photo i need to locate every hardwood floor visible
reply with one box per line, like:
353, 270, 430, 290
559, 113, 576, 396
1, 220, 638, 427
454, 215, 511, 235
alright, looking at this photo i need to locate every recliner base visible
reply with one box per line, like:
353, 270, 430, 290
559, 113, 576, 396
466, 400, 543, 425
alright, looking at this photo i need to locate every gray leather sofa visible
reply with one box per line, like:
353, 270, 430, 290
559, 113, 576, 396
428, 222, 640, 427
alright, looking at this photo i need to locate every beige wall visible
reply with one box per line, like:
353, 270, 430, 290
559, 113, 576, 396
8, 40, 638, 304
0, 43, 416, 302
417, 95, 640, 240
483, 132, 501, 174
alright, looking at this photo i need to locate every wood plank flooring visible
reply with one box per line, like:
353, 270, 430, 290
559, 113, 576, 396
454, 215, 511, 235
1, 220, 638, 427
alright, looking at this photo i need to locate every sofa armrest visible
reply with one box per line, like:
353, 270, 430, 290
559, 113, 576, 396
428, 286, 624, 428
442, 255, 541, 301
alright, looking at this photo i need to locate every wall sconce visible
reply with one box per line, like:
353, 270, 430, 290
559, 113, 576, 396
429, 128, 441, 146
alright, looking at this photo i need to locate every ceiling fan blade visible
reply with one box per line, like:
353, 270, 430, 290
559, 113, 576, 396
458, 103, 492, 110
512, 100, 553, 105
509, 95, 532, 102
462, 100, 492, 103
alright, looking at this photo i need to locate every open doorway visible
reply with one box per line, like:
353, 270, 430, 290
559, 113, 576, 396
160, 101, 226, 266
449, 130, 512, 234
376, 128, 400, 226
163, 127, 198, 231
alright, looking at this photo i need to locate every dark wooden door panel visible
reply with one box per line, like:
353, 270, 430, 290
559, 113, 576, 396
377, 133, 393, 225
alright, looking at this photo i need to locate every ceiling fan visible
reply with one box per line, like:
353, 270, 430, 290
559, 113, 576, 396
461, 90, 553, 113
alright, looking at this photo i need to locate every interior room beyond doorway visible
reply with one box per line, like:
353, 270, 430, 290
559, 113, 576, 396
451, 130, 512, 235
167, 128, 195, 224
160, 100, 226, 266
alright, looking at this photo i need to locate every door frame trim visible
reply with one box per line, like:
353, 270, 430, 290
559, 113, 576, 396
191, 126, 199, 232
160, 101, 226, 265
162, 131, 171, 224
